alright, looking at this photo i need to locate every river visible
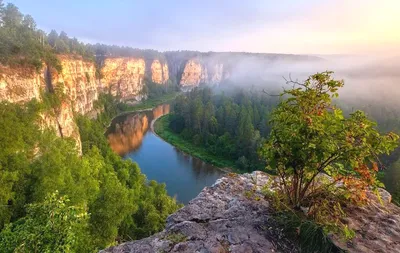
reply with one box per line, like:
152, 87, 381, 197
106, 104, 225, 204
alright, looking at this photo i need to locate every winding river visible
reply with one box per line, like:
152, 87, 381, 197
106, 104, 225, 204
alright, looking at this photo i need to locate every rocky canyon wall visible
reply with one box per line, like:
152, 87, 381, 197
0, 52, 321, 151
0, 55, 173, 151
101, 58, 146, 100
178, 59, 225, 87
0, 64, 43, 103
52, 55, 99, 114
0, 61, 84, 152
150, 59, 169, 84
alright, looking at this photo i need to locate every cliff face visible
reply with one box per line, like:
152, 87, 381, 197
0, 52, 322, 151
0, 63, 82, 151
0, 55, 169, 152
0, 64, 44, 103
162, 61, 169, 82
179, 59, 207, 86
101, 58, 146, 100
52, 55, 99, 114
150, 59, 169, 84
101, 171, 400, 253
179, 59, 225, 86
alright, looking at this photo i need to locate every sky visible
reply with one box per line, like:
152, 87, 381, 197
8, 0, 400, 55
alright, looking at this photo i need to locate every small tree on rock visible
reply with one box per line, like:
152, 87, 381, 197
260, 71, 399, 209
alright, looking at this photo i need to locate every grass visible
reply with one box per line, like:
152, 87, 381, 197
122, 92, 180, 111
273, 211, 345, 253
154, 114, 237, 171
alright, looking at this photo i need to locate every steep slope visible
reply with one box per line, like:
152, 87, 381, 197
0, 62, 82, 151
52, 55, 99, 114
150, 59, 169, 84
101, 58, 146, 100
0, 64, 43, 103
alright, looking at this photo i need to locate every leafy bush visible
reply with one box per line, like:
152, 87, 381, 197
0, 192, 89, 253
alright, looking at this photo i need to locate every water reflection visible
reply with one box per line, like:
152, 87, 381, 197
106, 104, 225, 204
107, 104, 170, 155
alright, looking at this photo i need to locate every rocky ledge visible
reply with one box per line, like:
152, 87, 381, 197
100, 171, 400, 253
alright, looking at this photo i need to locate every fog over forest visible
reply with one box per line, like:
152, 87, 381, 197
219, 54, 400, 113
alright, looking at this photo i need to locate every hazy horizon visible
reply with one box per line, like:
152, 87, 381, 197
7, 0, 400, 56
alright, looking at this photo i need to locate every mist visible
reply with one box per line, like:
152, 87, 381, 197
215, 53, 400, 119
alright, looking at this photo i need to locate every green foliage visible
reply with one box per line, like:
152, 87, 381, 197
0, 94, 181, 251
169, 87, 277, 171
274, 211, 344, 253
154, 114, 236, 169
0, 192, 89, 253
116, 91, 180, 112
143, 78, 179, 99
0, 3, 62, 72
165, 232, 187, 244
0, 100, 41, 228
259, 71, 399, 209
47, 30, 95, 61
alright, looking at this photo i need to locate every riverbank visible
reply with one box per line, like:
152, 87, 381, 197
106, 92, 180, 130
120, 92, 180, 112
153, 114, 236, 171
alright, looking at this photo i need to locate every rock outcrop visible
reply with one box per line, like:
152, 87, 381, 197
150, 59, 169, 84
101, 58, 146, 100
180, 59, 206, 87
207, 63, 224, 84
101, 171, 400, 253
52, 55, 99, 114
100, 172, 298, 253
178, 59, 224, 86
0, 62, 82, 151
0, 64, 43, 103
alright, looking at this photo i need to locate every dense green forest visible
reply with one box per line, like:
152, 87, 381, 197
0, 93, 181, 252
165, 87, 279, 171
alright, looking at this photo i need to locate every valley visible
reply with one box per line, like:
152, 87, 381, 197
1, 1, 400, 253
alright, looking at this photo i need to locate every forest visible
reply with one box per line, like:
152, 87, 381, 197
164, 87, 277, 171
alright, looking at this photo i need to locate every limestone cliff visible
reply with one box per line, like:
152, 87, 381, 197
52, 55, 99, 114
162, 61, 169, 82
101, 58, 146, 100
150, 59, 169, 84
179, 59, 225, 87
0, 64, 44, 103
0, 63, 82, 151
179, 59, 207, 86
101, 171, 400, 253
